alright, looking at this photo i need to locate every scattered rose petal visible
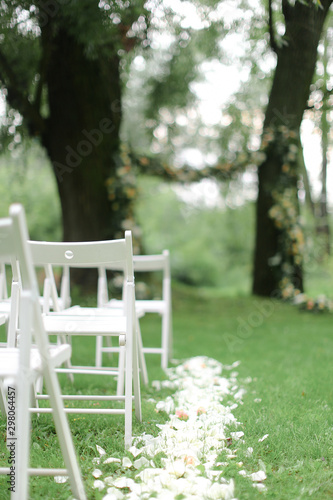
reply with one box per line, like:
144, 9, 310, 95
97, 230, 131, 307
93, 479, 105, 491
250, 470, 267, 482
96, 444, 106, 455
253, 483, 267, 491
133, 456, 150, 469
245, 447, 254, 457
105, 486, 125, 499
258, 434, 269, 442
234, 388, 246, 400
103, 457, 121, 464
254, 398, 262, 403
129, 445, 142, 457
113, 477, 135, 489
122, 457, 132, 468
89, 357, 264, 499
152, 380, 161, 390
92, 468, 103, 478
54, 476, 67, 484
230, 431, 244, 440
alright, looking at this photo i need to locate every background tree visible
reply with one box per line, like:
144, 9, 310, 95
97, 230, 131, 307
252, 0, 333, 297
0, 0, 231, 244
0, 0, 150, 241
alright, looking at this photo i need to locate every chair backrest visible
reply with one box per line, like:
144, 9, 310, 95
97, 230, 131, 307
133, 250, 170, 277
28, 232, 134, 310
98, 250, 170, 306
0, 262, 8, 300
0, 204, 40, 299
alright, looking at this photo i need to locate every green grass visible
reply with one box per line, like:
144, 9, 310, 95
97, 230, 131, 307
0, 283, 333, 499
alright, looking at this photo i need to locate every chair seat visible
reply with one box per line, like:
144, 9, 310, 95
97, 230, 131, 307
0, 344, 71, 377
64, 304, 145, 319
108, 298, 165, 314
0, 300, 11, 313
43, 310, 127, 335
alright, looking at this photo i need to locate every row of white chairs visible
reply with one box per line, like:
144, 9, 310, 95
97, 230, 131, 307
0, 203, 172, 499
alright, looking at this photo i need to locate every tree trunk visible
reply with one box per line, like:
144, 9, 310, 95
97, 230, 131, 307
41, 25, 123, 243
316, 28, 331, 255
252, 1, 331, 297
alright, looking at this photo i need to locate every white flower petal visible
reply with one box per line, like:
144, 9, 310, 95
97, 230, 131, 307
113, 477, 135, 489
128, 445, 142, 457
122, 456, 132, 468
258, 434, 269, 442
105, 486, 125, 499
96, 444, 106, 455
253, 483, 267, 491
92, 468, 103, 478
103, 457, 121, 464
133, 456, 150, 469
93, 479, 105, 491
245, 447, 253, 456
230, 431, 244, 440
54, 476, 67, 484
250, 470, 267, 482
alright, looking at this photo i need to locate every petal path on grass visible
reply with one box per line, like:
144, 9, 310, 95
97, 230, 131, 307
89, 356, 267, 499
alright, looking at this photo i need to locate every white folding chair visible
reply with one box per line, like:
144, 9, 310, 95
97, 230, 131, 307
0, 261, 11, 332
97, 250, 173, 370
0, 203, 86, 500
28, 232, 142, 448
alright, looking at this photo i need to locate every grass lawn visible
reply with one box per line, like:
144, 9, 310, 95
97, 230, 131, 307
0, 283, 332, 499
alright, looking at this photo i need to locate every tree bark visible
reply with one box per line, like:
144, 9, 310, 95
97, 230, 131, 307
40, 24, 123, 243
252, 1, 331, 297
317, 28, 331, 255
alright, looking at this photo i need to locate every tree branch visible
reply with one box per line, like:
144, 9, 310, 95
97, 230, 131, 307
0, 48, 44, 136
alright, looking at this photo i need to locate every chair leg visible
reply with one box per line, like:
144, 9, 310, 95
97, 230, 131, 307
95, 335, 103, 367
124, 345, 132, 449
161, 310, 169, 371
34, 313, 86, 499
14, 293, 33, 499
14, 378, 31, 500
136, 318, 148, 387
116, 346, 125, 397
132, 318, 142, 423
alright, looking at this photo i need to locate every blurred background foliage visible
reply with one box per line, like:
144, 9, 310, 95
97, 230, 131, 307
1, 143, 331, 298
